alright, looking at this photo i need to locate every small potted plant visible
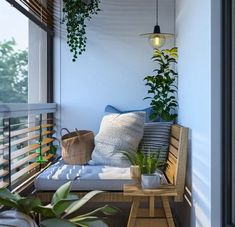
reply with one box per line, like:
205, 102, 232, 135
122, 150, 165, 189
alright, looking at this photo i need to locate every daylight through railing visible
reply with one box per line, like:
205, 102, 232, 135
0, 103, 56, 190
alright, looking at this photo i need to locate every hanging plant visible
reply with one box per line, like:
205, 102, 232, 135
62, 0, 101, 61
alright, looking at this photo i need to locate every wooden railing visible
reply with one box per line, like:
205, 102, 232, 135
0, 103, 57, 190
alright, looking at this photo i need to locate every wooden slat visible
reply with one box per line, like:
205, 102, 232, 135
168, 152, 177, 165
0, 158, 8, 166
11, 144, 40, 160
0, 169, 8, 178
171, 125, 181, 140
11, 137, 54, 160
44, 153, 54, 161
0, 130, 55, 150
11, 153, 39, 171
174, 127, 189, 202
11, 124, 54, 137
165, 161, 175, 185
170, 136, 179, 149
123, 184, 177, 197
41, 146, 51, 155
169, 145, 178, 158
11, 162, 40, 182
0, 181, 8, 189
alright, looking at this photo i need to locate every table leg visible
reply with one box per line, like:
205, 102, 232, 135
149, 196, 155, 217
162, 197, 175, 227
127, 197, 140, 227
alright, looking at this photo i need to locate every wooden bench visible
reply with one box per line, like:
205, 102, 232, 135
123, 124, 189, 227
36, 124, 189, 221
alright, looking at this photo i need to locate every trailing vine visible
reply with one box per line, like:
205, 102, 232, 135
62, 0, 101, 61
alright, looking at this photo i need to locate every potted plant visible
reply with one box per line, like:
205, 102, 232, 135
122, 150, 165, 189
0, 181, 118, 227
144, 47, 178, 122
62, 0, 101, 61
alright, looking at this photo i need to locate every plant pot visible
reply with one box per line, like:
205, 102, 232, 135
0, 210, 38, 227
141, 173, 161, 189
130, 165, 141, 184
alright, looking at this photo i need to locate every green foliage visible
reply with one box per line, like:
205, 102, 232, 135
0, 181, 119, 227
122, 150, 165, 174
0, 39, 28, 103
144, 47, 178, 121
62, 0, 101, 62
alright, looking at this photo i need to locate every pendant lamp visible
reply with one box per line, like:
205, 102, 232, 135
141, 0, 174, 49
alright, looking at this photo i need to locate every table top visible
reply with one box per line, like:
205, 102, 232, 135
123, 184, 177, 197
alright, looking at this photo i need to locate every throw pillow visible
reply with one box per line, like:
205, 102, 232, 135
105, 105, 153, 122
90, 112, 145, 167
138, 122, 172, 169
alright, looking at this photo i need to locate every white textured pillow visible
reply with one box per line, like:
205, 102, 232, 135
90, 112, 145, 167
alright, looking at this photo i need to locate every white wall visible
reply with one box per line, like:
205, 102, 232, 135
176, 0, 221, 226
54, 0, 175, 133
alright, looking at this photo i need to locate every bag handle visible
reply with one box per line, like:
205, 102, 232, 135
60, 128, 71, 137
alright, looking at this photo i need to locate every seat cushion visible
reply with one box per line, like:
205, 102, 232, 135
90, 112, 145, 167
34, 159, 133, 191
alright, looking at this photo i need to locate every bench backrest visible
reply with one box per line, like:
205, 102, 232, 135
164, 124, 188, 202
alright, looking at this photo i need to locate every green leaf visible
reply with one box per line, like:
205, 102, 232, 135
0, 197, 19, 209
53, 198, 77, 216
70, 217, 108, 227
33, 205, 57, 218
64, 191, 103, 217
17, 197, 41, 214
71, 205, 119, 221
0, 188, 21, 201
41, 218, 76, 227
52, 181, 72, 205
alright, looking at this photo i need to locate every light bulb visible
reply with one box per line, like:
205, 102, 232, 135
149, 36, 166, 49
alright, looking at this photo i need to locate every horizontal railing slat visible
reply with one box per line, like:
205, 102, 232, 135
0, 181, 9, 188
11, 153, 39, 171
0, 103, 56, 118
0, 158, 8, 166
0, 169, 9, 178
11, 162, 40, 183
10, 124, 54, 137
0, 130, 55, 150
11, 138, 54, 160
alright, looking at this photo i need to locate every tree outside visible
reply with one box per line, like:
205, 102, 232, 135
0, 39, 28, 103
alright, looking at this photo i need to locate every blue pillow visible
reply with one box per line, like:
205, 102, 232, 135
105, 105, 153, 122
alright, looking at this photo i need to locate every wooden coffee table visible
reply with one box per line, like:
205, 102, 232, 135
123, 184, 177, 227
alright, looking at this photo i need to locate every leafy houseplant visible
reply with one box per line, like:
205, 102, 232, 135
144, 47, 178, 122
62, 0, 101, 61
0, 181, 118, 227
122, 150, 165, 189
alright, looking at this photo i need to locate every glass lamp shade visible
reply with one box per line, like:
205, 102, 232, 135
149, 35, 166, 48
141, 25, 174, 49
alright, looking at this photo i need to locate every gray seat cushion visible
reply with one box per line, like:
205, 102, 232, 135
90, 112, 145, 167
34, 159, 133, 191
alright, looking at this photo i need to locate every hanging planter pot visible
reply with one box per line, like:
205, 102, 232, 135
62, 0, 101, 61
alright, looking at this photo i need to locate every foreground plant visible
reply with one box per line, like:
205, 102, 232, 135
0, 181, 118, 227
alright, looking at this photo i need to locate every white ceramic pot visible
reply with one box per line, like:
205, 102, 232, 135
141, 173, 161, 189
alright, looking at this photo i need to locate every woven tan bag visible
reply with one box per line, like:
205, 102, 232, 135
61, 128, 94, 165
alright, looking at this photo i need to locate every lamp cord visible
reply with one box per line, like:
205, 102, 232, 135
156, 0, 158, 25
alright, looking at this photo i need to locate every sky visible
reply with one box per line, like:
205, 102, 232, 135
0, 1, 28, 50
